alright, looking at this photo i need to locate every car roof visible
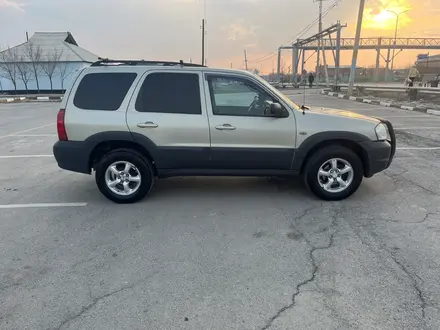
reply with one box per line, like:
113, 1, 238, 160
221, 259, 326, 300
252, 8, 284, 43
85, 59, 253, 76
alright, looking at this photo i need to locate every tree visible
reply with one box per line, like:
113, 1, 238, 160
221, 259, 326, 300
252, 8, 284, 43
0, 46, 19, 92
57, 60, 74, 90
16, 56, 33, 93
40, 48, 62, 91
25, 42, 42, 92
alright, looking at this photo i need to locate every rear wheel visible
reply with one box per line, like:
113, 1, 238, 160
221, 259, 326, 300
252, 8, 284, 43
304, 146, 363, 201
95, 150, 154, 203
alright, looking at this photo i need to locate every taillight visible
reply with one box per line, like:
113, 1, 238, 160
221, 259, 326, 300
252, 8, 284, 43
57, 109, 68, 141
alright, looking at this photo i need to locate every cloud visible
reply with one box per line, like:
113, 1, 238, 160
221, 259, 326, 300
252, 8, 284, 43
0, 0, 25, 11
226, 23, 257, 41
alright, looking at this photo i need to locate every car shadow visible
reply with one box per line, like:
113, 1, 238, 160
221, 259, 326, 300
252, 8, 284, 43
149, 176, 310, 200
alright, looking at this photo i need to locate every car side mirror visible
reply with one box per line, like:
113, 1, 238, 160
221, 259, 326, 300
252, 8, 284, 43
270, 102, 286, 117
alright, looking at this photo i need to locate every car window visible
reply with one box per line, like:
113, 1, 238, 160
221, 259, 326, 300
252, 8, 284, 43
73, 72, 137, 111
207, 76, 276, 117
135, 72, 202, 114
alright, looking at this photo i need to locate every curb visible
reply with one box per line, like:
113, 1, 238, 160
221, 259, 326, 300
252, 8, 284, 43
0, 96, 63, 104
320, 90, 440, 116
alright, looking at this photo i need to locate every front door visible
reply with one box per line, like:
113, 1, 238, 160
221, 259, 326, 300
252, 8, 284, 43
204, 74, 297, 170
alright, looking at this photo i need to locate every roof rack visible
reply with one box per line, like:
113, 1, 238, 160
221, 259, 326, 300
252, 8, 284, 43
91, 58, 206, 67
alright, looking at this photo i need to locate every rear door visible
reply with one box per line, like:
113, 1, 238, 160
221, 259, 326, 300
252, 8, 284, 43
126, 70, 211, 170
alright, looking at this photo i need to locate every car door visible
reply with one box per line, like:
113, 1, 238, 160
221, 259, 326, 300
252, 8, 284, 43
204, 73, 297, 170
126, 70, 211, 170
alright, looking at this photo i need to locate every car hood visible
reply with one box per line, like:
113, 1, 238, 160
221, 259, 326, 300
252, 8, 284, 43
307, 107, 380, 123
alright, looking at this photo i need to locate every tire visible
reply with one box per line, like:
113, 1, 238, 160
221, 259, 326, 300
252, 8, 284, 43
304, 146, 363, 201
95, 149, 154, 204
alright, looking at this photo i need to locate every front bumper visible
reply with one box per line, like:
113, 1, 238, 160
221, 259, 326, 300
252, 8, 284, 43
53, 141, 91, 174
360, 119, 396, 178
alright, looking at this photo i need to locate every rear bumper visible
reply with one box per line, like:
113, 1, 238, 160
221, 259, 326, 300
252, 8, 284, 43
361, 119, 396, 178
53, 141, 91, 174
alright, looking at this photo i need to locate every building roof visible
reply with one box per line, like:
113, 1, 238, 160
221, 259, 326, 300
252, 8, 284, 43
0, 32, 99, 63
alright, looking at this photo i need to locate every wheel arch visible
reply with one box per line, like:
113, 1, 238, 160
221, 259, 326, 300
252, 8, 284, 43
85, 131, 159, 176
294, 132, 370, 176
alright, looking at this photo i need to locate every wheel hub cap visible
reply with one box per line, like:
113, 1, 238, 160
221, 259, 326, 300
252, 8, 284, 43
317, 158, 354, 194
104, 161, 142, 196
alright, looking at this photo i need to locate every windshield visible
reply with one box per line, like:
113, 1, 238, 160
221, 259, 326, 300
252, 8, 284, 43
252, 73, 301, 110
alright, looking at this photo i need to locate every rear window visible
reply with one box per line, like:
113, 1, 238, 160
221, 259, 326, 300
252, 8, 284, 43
135, 72, 201, 114
73, 72, 137, 110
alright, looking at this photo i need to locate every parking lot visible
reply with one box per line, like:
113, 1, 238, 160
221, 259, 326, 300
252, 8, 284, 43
1, 95, 440, 330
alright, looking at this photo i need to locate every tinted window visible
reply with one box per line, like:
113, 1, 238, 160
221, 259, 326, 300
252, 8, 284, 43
135, 73, 201, 114
74, 73, 137, 110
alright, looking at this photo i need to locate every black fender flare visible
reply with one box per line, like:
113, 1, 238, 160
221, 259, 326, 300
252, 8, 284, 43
84, 130, 161, 164
292, 131, 371, 171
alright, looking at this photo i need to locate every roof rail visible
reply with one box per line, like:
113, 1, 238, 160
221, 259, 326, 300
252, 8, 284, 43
91, 58, 206, 67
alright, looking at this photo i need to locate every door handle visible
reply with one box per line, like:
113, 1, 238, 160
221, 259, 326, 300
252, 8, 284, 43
137, 121, 158, 128
215, 124, 236, 131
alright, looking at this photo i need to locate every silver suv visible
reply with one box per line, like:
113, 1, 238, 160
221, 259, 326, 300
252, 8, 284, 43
53, 59, 395, 203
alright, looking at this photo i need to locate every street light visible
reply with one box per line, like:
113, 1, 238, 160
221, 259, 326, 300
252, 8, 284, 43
387, 9, 410, 72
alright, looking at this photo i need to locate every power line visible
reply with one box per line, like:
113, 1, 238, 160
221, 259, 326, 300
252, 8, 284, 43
248, 0, 342, 64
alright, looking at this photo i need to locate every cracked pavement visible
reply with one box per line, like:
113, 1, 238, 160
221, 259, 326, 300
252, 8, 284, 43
1, 98, 440, 329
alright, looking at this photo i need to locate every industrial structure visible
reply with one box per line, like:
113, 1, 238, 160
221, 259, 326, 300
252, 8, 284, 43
0, 32, 98, 93
277, 23, 440, 85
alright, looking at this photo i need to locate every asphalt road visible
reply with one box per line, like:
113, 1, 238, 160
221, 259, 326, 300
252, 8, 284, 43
1, 96, 439, 330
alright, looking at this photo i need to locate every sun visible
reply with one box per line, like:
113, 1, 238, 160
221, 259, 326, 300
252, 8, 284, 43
363, 0, 412, 30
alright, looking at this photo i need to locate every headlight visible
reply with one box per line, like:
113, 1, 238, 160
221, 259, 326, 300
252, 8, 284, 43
375, 123, 389, 141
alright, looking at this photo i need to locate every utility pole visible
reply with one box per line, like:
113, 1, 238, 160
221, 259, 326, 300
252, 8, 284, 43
347, 0, 366, 97
201, 19, 205, 66
244, 50, 248, 70
316, 0, 324, 80
335, 22, 342, 86
387, 9, 410, 72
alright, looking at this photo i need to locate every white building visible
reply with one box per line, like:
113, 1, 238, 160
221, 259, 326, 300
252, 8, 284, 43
0, 32, 99, 93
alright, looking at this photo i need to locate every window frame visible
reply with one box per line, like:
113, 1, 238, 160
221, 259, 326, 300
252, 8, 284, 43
134, 71, 203, 115
73, 72, 137, 111
205, 74, 288, 118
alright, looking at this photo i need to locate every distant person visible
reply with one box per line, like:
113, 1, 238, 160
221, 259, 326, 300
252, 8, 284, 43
408, 65, 420, 87
308, 72, 315, 88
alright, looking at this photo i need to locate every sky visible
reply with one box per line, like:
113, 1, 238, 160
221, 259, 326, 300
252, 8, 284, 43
1, 0, 440, 73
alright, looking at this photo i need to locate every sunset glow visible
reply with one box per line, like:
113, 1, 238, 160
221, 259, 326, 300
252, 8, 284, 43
364, 0, 412, 30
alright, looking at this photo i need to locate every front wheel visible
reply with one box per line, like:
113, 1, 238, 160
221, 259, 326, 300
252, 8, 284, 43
95, 150, 154, 204
304, 146, 363, 201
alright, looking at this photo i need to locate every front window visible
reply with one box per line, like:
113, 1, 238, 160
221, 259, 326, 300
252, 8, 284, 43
207, 75, 282, 117
251, 73, 301, 111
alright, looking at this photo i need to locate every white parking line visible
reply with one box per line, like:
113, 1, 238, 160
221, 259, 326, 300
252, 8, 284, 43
0, 155, 53, 159
398, 147, 440, 150
394, 127, 440, 130
11, 134, 57, 137
382, 115, 432, 118
0, 123, 55, 139
0, 203, 87, 209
